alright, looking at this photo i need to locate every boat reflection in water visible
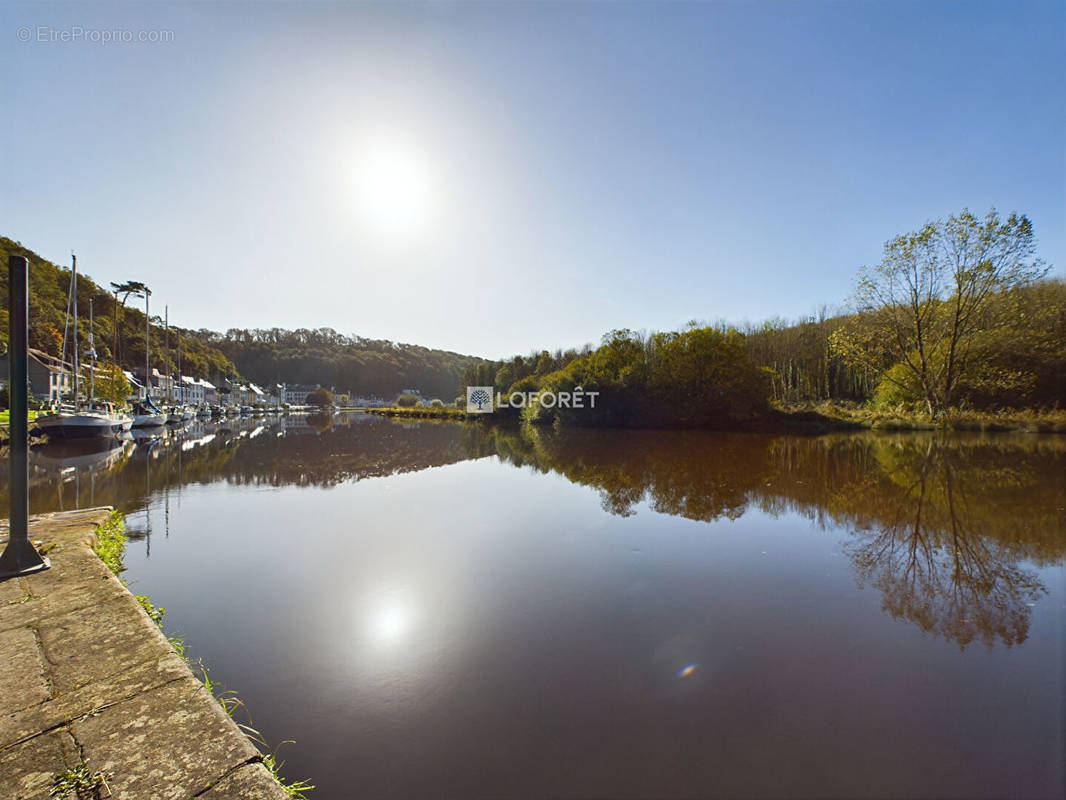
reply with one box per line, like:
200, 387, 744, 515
29, 437, 134, 511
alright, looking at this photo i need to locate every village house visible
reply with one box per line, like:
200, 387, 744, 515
0, 348, 74, 402
282, 383, 320, 405
177, 376, 207, 406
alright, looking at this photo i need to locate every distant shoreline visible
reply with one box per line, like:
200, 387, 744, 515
365, 403, 1066, 435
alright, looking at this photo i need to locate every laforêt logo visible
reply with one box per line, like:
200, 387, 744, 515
465, 386, 599, 413
466, 386, 494, 413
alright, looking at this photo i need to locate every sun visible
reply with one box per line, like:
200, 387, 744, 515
355, 141, 434, 239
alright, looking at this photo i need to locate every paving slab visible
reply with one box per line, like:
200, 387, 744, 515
199, 762, 292, 799
0, 728, 79, 800
0, 627, 49, 714
0, 650, 191, 750
72, 676, 261, 799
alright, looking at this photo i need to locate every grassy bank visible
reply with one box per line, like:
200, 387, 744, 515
0, 410, 39, 424
91, 512, 313, 798
367, 405, 478, 421
775, 402, 1066, 434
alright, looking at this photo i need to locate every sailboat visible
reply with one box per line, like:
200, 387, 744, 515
35, 255, 133, 440
131, 398, 167, 428
131, 284, 166, 427
176, 331, 195, 421
160, 306, 185, 425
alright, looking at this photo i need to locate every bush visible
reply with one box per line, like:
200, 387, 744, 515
527, 327, 771, 428
306, 387, 334, 407
395, 393, 419, 407
430, 398, 444, 407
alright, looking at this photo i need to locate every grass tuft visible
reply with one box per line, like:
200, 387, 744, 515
50, 759, 112, 799
92, 510, 127, 576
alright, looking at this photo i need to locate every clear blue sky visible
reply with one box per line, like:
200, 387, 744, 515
2, 0, 1063, 359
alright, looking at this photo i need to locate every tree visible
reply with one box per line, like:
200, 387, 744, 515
110, 281, 148, 364
831, 209, 1046, 416
94, 362, 132, 404
306, 387, 334, 407
395, 393, 420, 407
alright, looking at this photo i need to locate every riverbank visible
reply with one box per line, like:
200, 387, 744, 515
0, 411, 38, 425
774, 402, 1066, 434
366, 401, 1066, 434
367, 405, 476, 420
0, 411, 39, 445
0, 508, 292, 799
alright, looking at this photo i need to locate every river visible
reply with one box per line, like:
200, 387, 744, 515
3, 412, 1064, 799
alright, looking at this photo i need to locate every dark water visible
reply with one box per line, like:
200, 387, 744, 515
4, 413, 1065, 799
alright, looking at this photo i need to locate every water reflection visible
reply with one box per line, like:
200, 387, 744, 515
4, 416, 1064, 654
485, 427, 1066, 649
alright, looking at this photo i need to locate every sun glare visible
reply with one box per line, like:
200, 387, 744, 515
355, 142, 434, 239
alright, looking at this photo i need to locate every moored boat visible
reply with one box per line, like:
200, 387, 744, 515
131, 399, 167, 428
35, 255, 133, 440
35, 402, 132, 439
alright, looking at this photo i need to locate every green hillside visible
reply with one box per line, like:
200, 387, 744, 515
0, 237, 486, 398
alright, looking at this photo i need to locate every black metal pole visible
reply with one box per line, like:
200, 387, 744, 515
0, 255, 49, 578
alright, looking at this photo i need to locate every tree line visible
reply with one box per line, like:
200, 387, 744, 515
464, 209, 1062, 427
6, 207, 1061, 419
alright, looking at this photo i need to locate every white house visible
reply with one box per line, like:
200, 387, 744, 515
123, 370, 145, 401
177, 375, 206, 406
282, 384, 319, 405
246, 383, 265, 405
200, 379, 217, 405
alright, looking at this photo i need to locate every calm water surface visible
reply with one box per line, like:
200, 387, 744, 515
4, 413, 1064, 799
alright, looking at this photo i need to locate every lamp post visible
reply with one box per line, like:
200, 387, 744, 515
0, 255, 50, 578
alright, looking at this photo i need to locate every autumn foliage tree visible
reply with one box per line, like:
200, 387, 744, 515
306, 387, 334, 407
831, 209, 1047, 417
93, 363, 133, 404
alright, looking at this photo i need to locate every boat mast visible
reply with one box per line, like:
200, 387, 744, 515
71, 254, 79, 411
145, 287, 151, 404
165, 306, 171, 403
177, 326, 182, 406
88, 298, 96, 405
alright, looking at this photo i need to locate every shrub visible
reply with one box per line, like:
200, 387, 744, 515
306, 387, 334, 407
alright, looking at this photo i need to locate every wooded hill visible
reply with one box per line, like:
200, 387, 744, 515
0, 237, 236, 381
196, 328, 487, 400
0, 237, 486, 399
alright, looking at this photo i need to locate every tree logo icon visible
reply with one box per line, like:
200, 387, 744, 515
466, 386, 494, 413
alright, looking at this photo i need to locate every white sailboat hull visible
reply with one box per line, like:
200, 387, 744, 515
35, 411, 132, 439
132, 413, 167, 427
